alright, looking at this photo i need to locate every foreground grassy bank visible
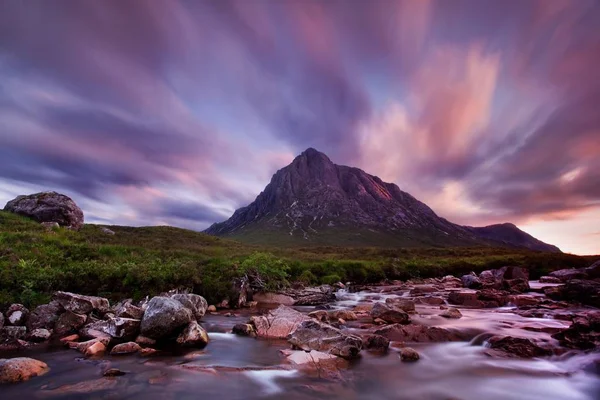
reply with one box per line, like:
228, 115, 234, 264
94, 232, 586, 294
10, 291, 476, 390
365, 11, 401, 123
0, 211, 596, 307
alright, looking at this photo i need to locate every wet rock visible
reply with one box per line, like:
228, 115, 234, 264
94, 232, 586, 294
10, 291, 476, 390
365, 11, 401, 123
384, 298, 416, 313
232, 323, 256, 337
171, 293, 208, 321
217, 299, 229, 309
362, 334, 390, 352
549, 268, 588, 282
40, 378, 117, 395
6, 304, 29, 326
441, 275, 463, 288
140, 347, 158, 357
207, 305, 217, 313
328, 310, 358, 321
352, 304, 373, 314
79, 321, 112, 344
102, 317, 141, 340
398, 347, 420, 362
486, 336, 552, 358
84, 341, 106, 357
416, 296, 445, 306
308, 310, 329, 322
448, 291, 482, 308
26, 329, 51, 343
287, 320, 363, 359
114, 301, 144, 320
59, 334, 79, 343
370, 303, 410, 324
54, 311, 87, 336
134, 335, 156, 346
375, 324, 467, 342
504, 278, 530, 293
0, 357, 49, 383
140, 296, 193, 339
53, 291, 110, 315
552, 310, 600, 349
539, 276, 562, 284
27, 301, 62, 331
284, 350, 348, 379
176, 321, 209, 347
507, 295, 541, 307
409, 285, 437, 295
461, 273, 482, 289
476, 289, 510, 307
545, 280, 600, 308
103, 368, 125, 377
250, 305, 309, 339
3, 191, 84, 230
440, 308, 462, 319
110, 341, 141, 355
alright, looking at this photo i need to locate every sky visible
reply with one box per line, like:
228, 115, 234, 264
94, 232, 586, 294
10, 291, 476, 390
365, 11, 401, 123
0, 0, 599, 255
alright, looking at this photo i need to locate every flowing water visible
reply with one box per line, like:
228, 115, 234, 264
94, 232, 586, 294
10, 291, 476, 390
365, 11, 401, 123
2, 284, 599, 399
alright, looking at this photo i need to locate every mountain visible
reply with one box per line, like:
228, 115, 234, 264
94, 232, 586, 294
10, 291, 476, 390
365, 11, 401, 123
205, 148, 560, 252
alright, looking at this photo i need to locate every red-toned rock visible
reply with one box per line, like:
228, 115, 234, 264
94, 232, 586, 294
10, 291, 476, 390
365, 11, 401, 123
486, 336, 552, 358
374, 324, 466, 342
250, 305, 309, 339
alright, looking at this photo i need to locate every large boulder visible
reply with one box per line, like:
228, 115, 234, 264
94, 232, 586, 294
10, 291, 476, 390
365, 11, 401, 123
461, 273, 482, 289
5, 304, 29, 326
171, 294, 208, 321
287, 320, 363, 359
585, 260, 600, 279
3, 191, 84, 230
27, 301, 62, 331
140, 297, 192, 339
176, 321, 209, 347
113, 300, 144, 320
250, 305, 309, 339
0, 357, 49, 383
252, 292, 295, 306
448, 291, 483, 308
552, 310, 600, 349
549, 268, 589, 282
479, 266, 530, 292
54, 311, 87, 336
53, 292, 109, 315
370, 303, 410, 324
545, 280, 600, 308
292, 285, 336, 306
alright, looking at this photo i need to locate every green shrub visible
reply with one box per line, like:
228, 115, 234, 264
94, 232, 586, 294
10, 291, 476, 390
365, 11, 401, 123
321, 274, 342, 285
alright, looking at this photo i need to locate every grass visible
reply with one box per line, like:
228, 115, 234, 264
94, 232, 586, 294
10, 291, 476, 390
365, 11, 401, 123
0, 211, 597, 308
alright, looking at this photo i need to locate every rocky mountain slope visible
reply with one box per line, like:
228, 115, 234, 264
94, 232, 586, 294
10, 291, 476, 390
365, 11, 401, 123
205, 148, 560, 251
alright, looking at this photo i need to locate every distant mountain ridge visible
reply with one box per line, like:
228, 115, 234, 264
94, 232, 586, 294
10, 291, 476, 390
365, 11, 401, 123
205, 148, 560, 252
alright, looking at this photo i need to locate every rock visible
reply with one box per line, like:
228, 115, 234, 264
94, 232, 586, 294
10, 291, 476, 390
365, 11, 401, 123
328, 310, 358, 321
545, 280, 600, 308
27, 301, 62, 331
250, 305, 310, 339
100, 227, 115, 235
54, 311, 87, 336
410, 285, 437, 295
585, 260, 600, 278
134, 335, 156, 346
0, 357, 49, 383
504, 278, 530, 293
140, 296, 193, 339
103, 368, 125, 377
217, 299, 229, 309
416, 296, 445, 305
461, 273, 482, 289
476, 289, 510, 307
448, 291, 482, 307
231, 276, 249, 308
244, 301, 258, 308
287, 320, 363, 359
6, 304, 29, 326
507, 295, 540, 307
140, 348, 158, 357
3, 191, 84, 230
441, 275, 463, 288
549, 268, 588, 282
284, 350, 348, 380
1, 326, 27, 340
84, 341, 106, 357
207, 305, 217, 313
362, 334, 390, 352
539, 276, 562, 284
440, 308, 462, 319
370, 303, 410, 324
384, 298, 416, 313
398, 347, 420, 362
40, 378, 117, 395
105, 317, 141, 339
552, 310, 600, 349
308, 310, 329, 322
293, 285, 336, 306
232, 323, 255, 337
374, 324, 467, 342
53, 291, 110, 314
60, 334, 79, 343
176, 321, 209, 347
486, 336, 552, 358
114, 301, 144, 320
110, 342, 141, 355
352, 304, 374, 314
0, 312, 3, 329
171, 293, 208, 321
26, 329, 51, 342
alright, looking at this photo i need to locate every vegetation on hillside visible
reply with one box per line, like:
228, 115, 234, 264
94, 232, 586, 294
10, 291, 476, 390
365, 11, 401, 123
0, 211, 596, 308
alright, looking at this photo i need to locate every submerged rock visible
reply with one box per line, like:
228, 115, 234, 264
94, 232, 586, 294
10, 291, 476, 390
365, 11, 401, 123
250, 305, 309, 339
3, 191, 84, 230
398, 347, 420, 362
440, 308, 462, 319
362, 334, 390, 352
0, 357, 49, 383
232, 323, 255, 337
140, 297, 192, 340
287, 320, 363, 359
486, 336, 552, 358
